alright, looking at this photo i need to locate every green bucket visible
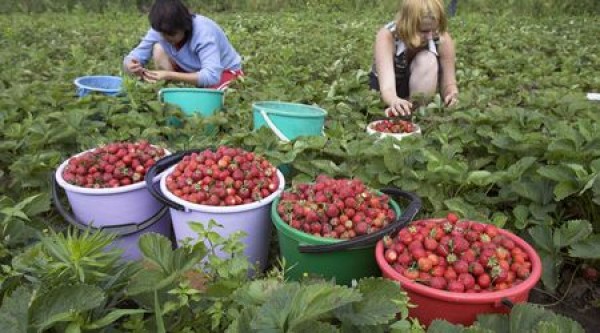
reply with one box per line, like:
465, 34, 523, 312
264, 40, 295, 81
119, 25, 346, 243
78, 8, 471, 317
252, 101, 327, 142
159, 88, 224, 117
271, 188, 421, 285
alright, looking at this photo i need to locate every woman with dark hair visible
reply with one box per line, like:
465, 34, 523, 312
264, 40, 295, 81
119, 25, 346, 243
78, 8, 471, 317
123, 0, 243, 89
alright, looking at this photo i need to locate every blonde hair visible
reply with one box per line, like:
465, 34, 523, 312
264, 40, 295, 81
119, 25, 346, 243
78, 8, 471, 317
394, 0, 447, 49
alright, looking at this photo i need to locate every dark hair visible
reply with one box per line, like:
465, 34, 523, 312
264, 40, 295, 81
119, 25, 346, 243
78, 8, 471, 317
148, 0, 193, 35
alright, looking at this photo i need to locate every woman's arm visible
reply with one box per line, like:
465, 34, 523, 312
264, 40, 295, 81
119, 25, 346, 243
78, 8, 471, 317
438, 32, 459, 106
143, 70, 200, 86
374, 27, 413, 116
123, 29, 159, 71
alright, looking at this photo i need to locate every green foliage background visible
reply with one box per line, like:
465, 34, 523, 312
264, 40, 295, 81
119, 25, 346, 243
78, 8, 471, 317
1, 0, 599, 15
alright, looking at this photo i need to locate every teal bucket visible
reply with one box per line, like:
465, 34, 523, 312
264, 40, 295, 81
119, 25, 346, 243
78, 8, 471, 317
159, 88, 224, 117
252, 101, 327, 142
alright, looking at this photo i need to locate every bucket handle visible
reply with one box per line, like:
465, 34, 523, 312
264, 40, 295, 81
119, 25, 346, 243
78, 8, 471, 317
158, 89, 164, 103
297, 188, 422, 253
51, 173, 168, 236
260, 109, 290, 142
144, 149, 208, 212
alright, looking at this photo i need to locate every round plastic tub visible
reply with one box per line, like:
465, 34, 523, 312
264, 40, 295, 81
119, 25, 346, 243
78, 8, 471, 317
366, 120, 422, 142
74, 75, 122, 97
375, 218, 542, 326
158, 88, 224, 117
271, 188, 421, 285
252, 101, 327, 142
145, 150, 286, 273
53, 147, 173, 260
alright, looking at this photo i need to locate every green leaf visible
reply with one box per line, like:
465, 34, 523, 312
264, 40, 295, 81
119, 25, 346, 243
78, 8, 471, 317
252, 283, 300, 331
509, 303, 556, 332
427, 319, 466, 333
334, 278, 405, 326
138, 233, 175, 273
569, 234, 600, 259
287, 283, 361, 329
225, 307, 256, 333
475, 312, 509, 333
293, 320, 338, 333
538, 312, 585, 333
510, 179, 554, 205
0, 286, 31, 333
127, 270, 176, 296
554, 181, 579, 201
553, 220, 592, 248
528, 225, 554, 253
466, 171, 493, 186
83, 309, 148, 330
310, 160, 342, 174
539, 251, 562, 291
537, 165, 574, 182
231, 279, 283, 307
512, 205, 530, 229
30, 284, 105, 331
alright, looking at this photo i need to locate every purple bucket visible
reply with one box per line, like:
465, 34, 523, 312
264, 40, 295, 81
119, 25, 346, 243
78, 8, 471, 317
158, 165, 285, 272
53, 148, 174, 260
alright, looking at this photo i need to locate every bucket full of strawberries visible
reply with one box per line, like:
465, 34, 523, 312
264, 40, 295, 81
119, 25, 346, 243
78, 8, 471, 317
375, 214, 542, 326
52, 140, 173, 260
145, 146, 285, 273
271, 174, 421, 285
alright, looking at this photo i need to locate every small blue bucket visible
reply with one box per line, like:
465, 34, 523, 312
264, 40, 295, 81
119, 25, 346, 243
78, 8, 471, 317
74, 76, 122, 97
252, 101, 327, 142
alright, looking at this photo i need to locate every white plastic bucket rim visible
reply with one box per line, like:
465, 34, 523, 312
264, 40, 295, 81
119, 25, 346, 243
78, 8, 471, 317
159, 165, 285, 213
55, 146, 171, 195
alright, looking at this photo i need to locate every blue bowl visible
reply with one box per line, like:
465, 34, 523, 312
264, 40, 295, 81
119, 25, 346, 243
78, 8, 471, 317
74, 76, 122, 97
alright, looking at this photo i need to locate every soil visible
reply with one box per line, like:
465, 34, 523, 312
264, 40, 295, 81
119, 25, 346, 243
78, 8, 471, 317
528, 266, 600, 333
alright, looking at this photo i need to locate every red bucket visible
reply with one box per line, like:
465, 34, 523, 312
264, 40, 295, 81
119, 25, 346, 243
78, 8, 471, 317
375, 218, 542, 326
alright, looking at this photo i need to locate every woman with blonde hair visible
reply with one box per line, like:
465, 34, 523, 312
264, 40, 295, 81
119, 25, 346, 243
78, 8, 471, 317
369, 0, 458, 116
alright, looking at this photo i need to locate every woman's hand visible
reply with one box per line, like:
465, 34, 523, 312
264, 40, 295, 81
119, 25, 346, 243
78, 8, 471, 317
384, 98, 413, 117
143, 70, 171, 83
125, 59, 145, 78
443, 83, 459, 107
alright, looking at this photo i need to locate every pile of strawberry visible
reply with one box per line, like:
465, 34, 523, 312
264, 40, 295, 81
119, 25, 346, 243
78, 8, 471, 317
276, 175, 396, 239
371, 119, 416, 134
382, 213, 533, 293
164, 146, 280, 206
62, 140, 167, 188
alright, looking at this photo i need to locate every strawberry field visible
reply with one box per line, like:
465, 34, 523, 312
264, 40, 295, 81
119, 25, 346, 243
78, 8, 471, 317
1, 4, 600, 332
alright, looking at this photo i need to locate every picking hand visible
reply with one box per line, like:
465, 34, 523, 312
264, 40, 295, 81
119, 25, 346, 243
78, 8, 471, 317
385, 98, 413, 117
443, 84, 459, 107
126, 59, 145, 78
143, 70, 171, 83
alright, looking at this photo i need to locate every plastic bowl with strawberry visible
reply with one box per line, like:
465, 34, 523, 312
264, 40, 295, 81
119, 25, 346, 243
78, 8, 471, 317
58, 140, 169, 192
270, 174, 421, 285
366, 118, 422, 142
375, 214, 542, 326
54, 140, 171, 228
